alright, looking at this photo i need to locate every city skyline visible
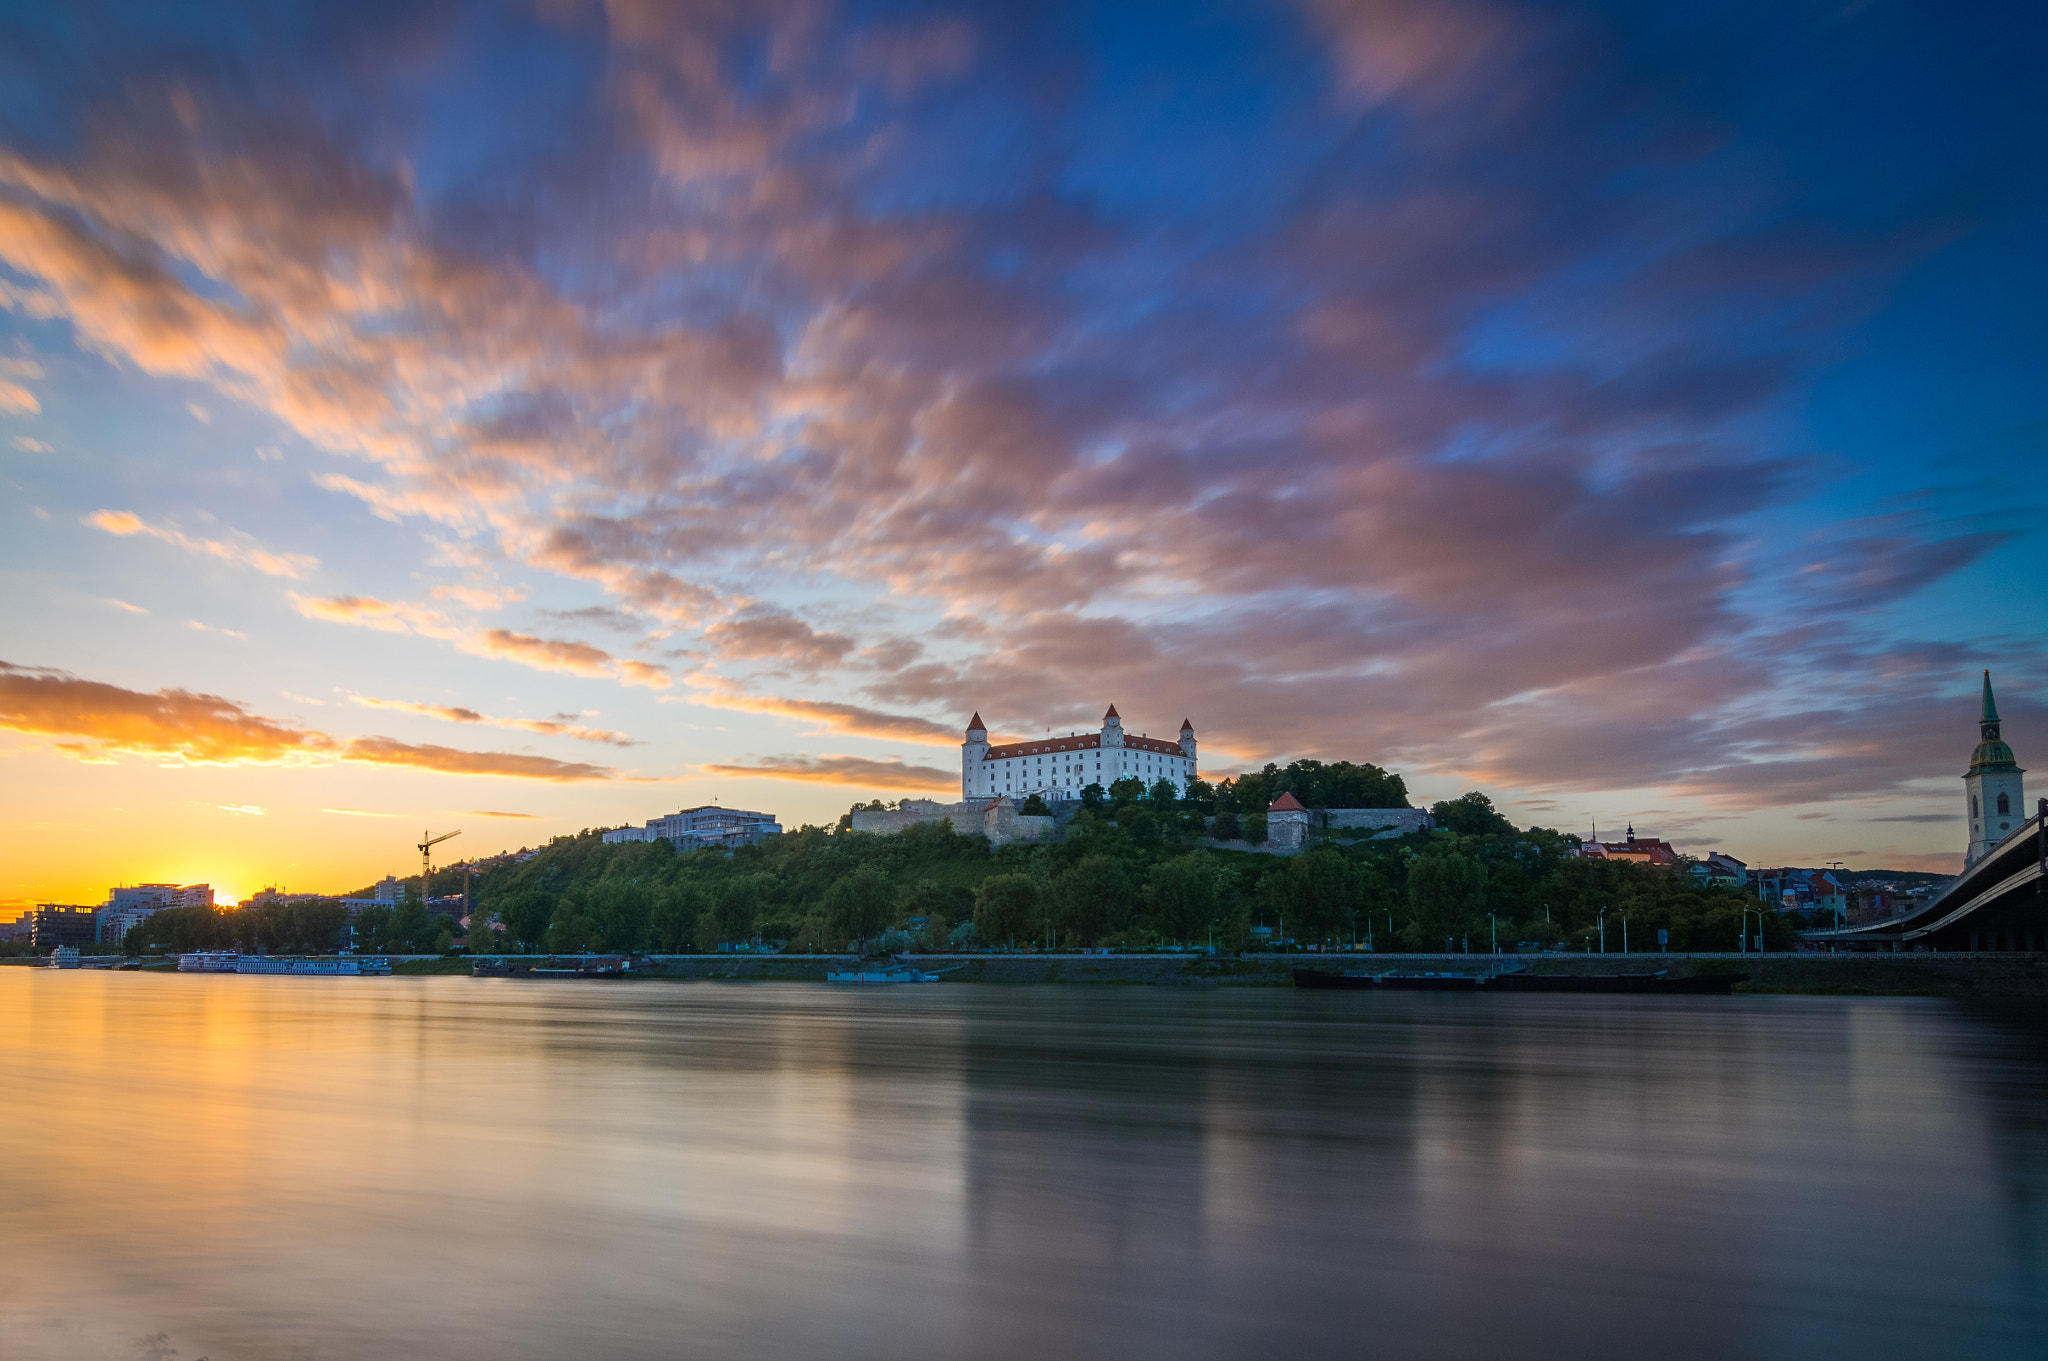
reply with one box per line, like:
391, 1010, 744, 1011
5, 1, 2045, 907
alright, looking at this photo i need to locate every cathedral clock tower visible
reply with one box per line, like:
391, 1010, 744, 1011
1964, 670, 2025, 867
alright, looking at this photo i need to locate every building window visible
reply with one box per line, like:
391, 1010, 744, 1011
1997, 792, 2010, 816
1971, 795, 1979, 819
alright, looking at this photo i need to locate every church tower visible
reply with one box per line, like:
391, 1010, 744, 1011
1964, 671, 2025, 867
963, 712, 988, 799
1178, 717, 1196, 763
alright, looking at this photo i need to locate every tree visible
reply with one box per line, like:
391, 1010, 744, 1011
1050, 855, 1135, 947
973, 874, 1040, 949
1210, 809, 1242, 841
1430, 791, 1515, 837
353, 904, 395, 951
650, 883, 706, 952
824, 866, 894, 946
1080, 782, 1106, 808
1019, 793, 1052, 816
1243, 812, 1268, 845
1409, 851, 1489, 941
897, 878, 951, 926
1149, 778, 1179, 807
1108, 776, 1146, 808
1146, 852, 1222, 945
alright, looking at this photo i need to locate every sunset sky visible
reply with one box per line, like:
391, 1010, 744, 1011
2, 0, 2043, 908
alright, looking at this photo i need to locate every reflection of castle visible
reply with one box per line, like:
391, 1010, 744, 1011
1965, 671, 2026, 868
962, 706, 1195, 801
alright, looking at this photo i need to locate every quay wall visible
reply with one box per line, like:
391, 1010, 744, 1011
622, 952, 2048, 996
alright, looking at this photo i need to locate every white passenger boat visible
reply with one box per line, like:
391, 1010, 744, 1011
178, 952, 240, 972
234, 957, 370, 976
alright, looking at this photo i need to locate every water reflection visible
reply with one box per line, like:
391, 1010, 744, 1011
1, 974, 2043, 1360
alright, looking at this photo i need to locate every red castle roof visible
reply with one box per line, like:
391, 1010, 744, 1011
981, 732, 1186, 760
1268, 791, 1307, 812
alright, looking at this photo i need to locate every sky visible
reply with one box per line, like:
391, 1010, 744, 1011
2, 0, 2043, 908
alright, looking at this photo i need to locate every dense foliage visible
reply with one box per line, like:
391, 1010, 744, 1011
455, 780, 1784, 955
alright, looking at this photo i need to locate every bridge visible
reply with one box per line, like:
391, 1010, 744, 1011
1806, 798, 2047, 951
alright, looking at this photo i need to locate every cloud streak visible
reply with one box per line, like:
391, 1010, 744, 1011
89, 510, 317, 579
350, 694, 637, 746
698, 754, 959, 792
0, 661, 614, 781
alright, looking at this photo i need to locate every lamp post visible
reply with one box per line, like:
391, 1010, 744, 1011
1621, 914, 1628, 955
1599, 907, 1607, 954
1489, 911, 1498, 955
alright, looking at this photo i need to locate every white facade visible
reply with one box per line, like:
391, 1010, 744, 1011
962, 707, 1197, 802
602, 805, 783, 849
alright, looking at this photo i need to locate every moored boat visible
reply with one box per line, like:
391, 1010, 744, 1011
522, 957, 633, 979
178, 952, 240, 972
1487, 970, 1746, 995
828, 964, 944, 984
1292, 966, 1747, 995
233, 956, 369, 976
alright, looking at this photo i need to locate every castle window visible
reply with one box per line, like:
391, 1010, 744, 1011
1997, 792, 2010, 816
1971, 795, 1979, 818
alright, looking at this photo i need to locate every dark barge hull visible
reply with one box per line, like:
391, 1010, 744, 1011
473, 961, 631, 979
1487, 972, 1746, 995
1291, 968, 1484, 990
1292, 967, 1747, 995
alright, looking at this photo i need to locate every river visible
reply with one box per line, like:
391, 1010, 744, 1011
2, 973, 2044, 1360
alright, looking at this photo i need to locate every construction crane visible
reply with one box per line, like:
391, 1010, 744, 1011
418, 828, 461, 906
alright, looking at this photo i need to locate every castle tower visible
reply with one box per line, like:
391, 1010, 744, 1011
963, 712, 989, 799
1101, 704, 1124, 749
1964, 671, 2025, 867
1178, 717, 1196, 763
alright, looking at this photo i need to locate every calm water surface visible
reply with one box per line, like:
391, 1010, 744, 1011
2, 972, 2044, 1360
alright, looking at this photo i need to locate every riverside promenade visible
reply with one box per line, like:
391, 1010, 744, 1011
605, 951, 2048, 997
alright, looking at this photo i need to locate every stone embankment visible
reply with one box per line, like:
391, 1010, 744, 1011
614, 951, 2048, 997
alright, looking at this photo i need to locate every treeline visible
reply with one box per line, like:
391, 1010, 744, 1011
124, 899, 458, 955
466, 783, 1782, 956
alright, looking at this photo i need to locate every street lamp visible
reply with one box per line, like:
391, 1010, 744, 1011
1598, 907, 1607, 954
1488, 911, 1498, 955
1621, 913, 1628, 955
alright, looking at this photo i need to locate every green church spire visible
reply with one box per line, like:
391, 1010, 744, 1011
1968, 669, 2019, 774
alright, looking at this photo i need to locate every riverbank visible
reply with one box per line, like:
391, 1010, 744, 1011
17, 951, 2042, 996
443, 951, 2048, 997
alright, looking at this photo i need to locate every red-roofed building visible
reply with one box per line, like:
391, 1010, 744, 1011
1574, 824, 1679, 866
1266, 791, 1312, 850
962, 707, 1197, 802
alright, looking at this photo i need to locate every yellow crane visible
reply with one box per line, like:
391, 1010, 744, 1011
418, 828, 461, 906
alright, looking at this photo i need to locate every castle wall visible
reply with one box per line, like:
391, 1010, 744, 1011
850, 798, 1052, 848
1321, 809, 1434, 838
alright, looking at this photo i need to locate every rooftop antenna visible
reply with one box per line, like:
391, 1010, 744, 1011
418, 828, 461, 904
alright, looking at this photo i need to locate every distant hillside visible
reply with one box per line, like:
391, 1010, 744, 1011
1839, 869, 1953, 887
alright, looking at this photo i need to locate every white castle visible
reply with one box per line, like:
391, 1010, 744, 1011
962, 706, 1196, 802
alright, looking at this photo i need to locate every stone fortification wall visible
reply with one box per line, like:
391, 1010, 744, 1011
1206, 806, 1433, 856
850, 798, 1052, 848
1321, 808, 1433, 838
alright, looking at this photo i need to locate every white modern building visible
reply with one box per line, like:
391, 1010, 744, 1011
603, 806, 783, 850
339, 875, 406, 915
962, 706, 1196, 802
98, 883, 210, 942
